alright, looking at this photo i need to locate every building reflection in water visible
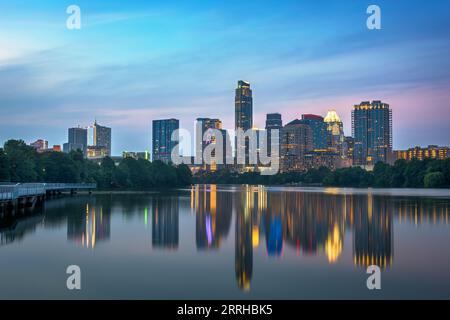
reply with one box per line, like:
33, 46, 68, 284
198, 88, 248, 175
190, 185, 408, 291
234, 186, 256, 291
353, 193, 393, 268
152, 197, 179, 250
67, 201, 111, 249
192, 185, 232, 250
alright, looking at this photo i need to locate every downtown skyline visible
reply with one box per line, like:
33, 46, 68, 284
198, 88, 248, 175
1, 0, 450, 155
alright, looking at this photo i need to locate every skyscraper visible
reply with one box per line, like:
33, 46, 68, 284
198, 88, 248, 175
352, 101, 393, 166
265, 113, 282, 130
324, 110, 345, 156
63, 127, 88, 156
196, 118, 229, 170
265, 113, 282, 157
235, 80, 253, 131
300, 114, 328, 150
152, 118, 179, 164
93, 121, 112, 156
280, 119, 313, 172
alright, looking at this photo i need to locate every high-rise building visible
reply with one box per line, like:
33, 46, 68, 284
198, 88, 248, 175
235, 80, 253, 131
324, 110, 345, 156
300, 114, 328, 150
352, 101, 393, 166
196, 118, 230, 170
265, 113, 282, 157
235, 80, 253, 167
93, 121, 112, 156
343, 136, 354, 166
63, 127, 88, 155
265, 113, 282, 130
152, 118, 179, 164
280, 119, 313, 172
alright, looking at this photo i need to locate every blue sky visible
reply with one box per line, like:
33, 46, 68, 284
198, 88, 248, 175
0, 0, 449, 155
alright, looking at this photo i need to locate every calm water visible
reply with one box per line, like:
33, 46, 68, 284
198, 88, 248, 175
1, 185, 450, 299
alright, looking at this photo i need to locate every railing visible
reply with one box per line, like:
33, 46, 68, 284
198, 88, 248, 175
0, 183, 97, 201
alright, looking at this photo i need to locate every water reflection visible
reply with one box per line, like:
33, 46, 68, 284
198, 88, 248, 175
67, 201, 111, 249
152, 197, 179, 250
1, 185, 449, 294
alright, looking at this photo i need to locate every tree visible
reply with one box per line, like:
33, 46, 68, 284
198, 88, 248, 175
3, 140, 37, 182
424, 172, 446, 188
176, 164, 193, 186
0, 148, 10, 181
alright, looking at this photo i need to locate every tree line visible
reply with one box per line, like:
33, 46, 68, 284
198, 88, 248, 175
0, 140, 192, 189
194, 158, 450, 188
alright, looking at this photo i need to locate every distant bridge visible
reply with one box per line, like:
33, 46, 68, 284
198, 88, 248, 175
0, 183, 96, 213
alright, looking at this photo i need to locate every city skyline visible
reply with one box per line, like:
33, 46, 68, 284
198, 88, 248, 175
1, 0, 449, 155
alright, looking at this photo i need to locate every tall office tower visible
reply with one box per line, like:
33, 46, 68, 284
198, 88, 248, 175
265, 113, 282, 157
63, 127, 88, 156
93, 121, 112, 156
352, 101, 393, 166
152, 118, 179, 164
196, 118, 226, 170
235, 80, 253, 131
280, 119, 313, 172
324, 110, 345, 156
235, 80, 253, 167
300, 114, 328, 150
343, 136, 355, 162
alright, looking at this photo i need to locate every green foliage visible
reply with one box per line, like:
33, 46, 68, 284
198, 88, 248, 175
195, 159, 450, 189
0, 139, 192, 189
424, 172, 446, 188
0, 148, 10, 181
3, 140, 37, 182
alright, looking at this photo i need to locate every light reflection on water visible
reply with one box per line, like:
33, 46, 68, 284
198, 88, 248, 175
0, 185, 450, 299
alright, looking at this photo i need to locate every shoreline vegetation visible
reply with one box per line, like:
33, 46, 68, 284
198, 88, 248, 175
1, 139, 450, 189
0, 140, 192, 188
194, 159, 450, 188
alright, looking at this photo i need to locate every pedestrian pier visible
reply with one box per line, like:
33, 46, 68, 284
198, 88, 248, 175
0, 183, 96, 214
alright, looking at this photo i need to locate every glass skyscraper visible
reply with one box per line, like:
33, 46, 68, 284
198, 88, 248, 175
300, 114, 328, 150
63, 127, 88, 156
235, 80, 253, 131
352, 101, 393, 166
265, 113, 282, 157
152, 118, 179, 164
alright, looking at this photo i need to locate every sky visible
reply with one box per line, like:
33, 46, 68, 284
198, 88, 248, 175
0, 0, 449, 155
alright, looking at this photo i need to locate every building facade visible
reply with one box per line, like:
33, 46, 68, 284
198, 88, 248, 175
394, 145, 450, 161
300, 114, 328, 150
235, 80, 253, 131
196, 118, 231, 170
152, 118, 179, 164
265, 113, 282, 158
280, 120, 313, 172
30, 139, 48, 152
324, 110, 345, 156
93, 121, 112, 157
123, 151, 150, 161
63, 127, 88, 156
352, 101, 393, 166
